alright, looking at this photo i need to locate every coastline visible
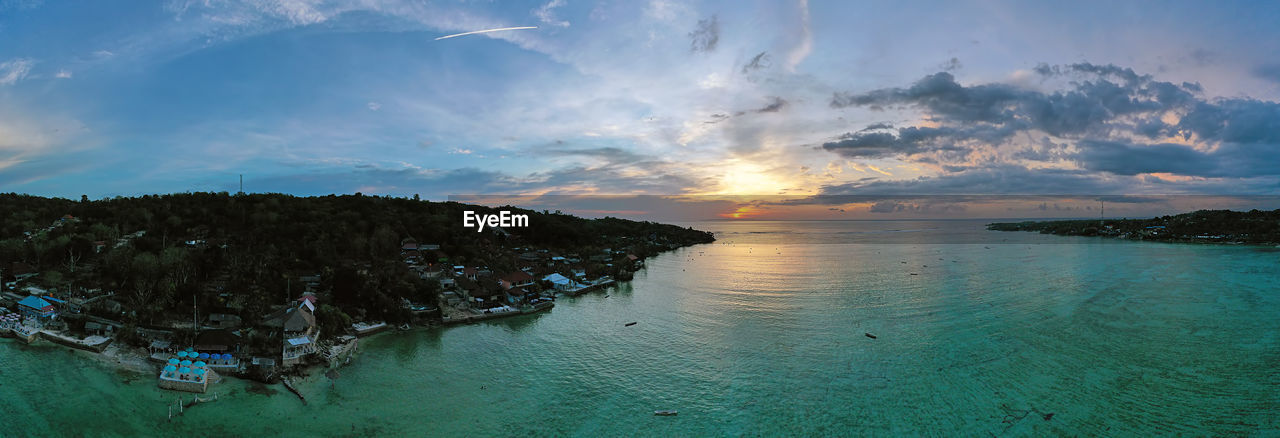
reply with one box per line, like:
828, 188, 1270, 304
987, 210, 1280, 247
0, 241, 699, 398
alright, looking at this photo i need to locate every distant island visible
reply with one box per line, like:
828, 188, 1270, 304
987, 209, 1280, 245
0, 192, 714, 389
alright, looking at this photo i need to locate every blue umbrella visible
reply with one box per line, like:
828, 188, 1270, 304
199, 353, 210, 360
179, 367, 191, 374
168, 358, 180, 365
164, 365, 177, 371
194, 361, 206, 367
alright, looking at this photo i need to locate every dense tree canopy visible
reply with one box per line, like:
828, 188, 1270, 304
0, 192, 714, 329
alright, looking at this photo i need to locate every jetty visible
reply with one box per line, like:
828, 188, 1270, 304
281, 377, 307, 404
168, 393, 218, 420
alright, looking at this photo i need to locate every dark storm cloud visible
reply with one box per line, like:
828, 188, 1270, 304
818, 165, 1130, 196
821, 124, 1017, 158
1073, 140, 1213, 176
823, 63, 1280, 184
867, 200, 965, 214
688, 15, 719, 53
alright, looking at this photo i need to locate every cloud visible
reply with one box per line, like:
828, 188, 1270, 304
367, 102, 381, 111
939, 57, 961, 72
823, 63, 1280, 188
688, 15, 719, 53
534, 0, 570, 28
816, 165, 1133, 196
785, 0, 811, 72
754, 96, 787, 113
1252, 63, 1280, 84
868, 200, 965, 214
741, 51, 770, 74
55, 69, 72, 79
0, 58, 34, 85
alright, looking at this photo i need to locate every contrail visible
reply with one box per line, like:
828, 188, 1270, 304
435, 26, 538, 41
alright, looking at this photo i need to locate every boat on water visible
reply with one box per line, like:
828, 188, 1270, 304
654, 410, 678, 416
625, 322, 638, 327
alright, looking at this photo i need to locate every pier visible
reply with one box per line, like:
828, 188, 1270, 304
168, 393, 218, 420
282, 377, 307, 404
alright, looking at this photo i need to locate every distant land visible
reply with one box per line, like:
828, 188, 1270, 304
988, 209, 1280, 245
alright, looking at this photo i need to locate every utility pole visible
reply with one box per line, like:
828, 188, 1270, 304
1100, 200, 1105, 225
239, 174, 244, 195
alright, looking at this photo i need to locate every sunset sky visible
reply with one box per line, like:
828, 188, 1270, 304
2, 1, 1279, 220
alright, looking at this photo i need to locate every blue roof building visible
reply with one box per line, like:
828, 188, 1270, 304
17, 296, 55, 319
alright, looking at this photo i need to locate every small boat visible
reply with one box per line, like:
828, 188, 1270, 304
654, 410, 678, 416
625, 322, 638, 327
865, 333, 877, 339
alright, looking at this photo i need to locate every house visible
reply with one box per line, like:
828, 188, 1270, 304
206, 313, 242, 329
542, 273, 578, 292
149, 339, 174, 355
499, 271, 535, 290
401, 242, 419, 252
18, 295, 56, 320
418, 244, 441, 251
262, 300, 319, 366
506, 288, 533, 305
297, 293, 318, 306
84, 321, 113, 336
458, 277, 501, 302
462, 266, 477, 281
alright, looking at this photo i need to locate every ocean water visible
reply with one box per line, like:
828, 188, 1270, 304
2, 220, 1280, 436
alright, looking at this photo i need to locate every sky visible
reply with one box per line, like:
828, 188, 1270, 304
2, 0, 1280, 220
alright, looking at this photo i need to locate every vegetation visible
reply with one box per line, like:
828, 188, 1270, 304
0, 192, 714, 334
988, 209, 1280, 244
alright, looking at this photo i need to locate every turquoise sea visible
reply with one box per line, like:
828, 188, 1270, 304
2, 220, 1279, 436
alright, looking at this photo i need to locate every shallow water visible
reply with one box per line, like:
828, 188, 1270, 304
2, 220, 1279, 436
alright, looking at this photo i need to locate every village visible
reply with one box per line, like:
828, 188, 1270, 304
0, 204, 675, 399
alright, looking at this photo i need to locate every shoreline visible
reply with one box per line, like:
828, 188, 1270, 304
989, 229, 1280, 248
0, 243, 696, 398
